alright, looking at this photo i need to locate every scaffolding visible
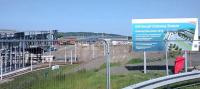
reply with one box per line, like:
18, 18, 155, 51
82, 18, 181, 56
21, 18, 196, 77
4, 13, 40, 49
0, 30, 57, 75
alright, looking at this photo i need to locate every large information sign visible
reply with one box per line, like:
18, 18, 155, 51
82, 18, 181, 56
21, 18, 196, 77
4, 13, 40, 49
132, 18, 199, 51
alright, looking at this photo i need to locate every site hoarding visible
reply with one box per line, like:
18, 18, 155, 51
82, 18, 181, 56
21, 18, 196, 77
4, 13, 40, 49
132, 18, 199, 51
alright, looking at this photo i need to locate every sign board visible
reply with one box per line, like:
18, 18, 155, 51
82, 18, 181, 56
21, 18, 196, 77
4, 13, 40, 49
132, 18, 199, 51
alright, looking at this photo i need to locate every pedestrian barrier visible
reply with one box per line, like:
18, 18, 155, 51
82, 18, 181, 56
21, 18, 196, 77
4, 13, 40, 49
123, 71, 200, 89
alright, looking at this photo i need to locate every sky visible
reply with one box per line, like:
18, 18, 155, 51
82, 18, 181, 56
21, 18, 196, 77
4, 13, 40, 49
0, 0, 199, 36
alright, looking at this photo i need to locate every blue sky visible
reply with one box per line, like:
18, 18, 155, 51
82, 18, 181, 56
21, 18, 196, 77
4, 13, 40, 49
0, 0, 199, 36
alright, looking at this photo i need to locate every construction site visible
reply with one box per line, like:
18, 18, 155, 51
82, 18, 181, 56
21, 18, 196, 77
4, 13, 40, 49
0, 30, 200, 89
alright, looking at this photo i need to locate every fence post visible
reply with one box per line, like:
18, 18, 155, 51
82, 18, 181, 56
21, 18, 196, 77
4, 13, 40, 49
65, 46, 67, 63
31, 53, 32, 71
144, 51, 147, 74
70, 50, 73, 65
92, 44, 95, 59
75, 43, 77, 62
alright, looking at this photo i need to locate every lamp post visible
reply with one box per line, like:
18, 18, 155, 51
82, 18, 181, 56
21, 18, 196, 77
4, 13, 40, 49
103, 39, 111, 89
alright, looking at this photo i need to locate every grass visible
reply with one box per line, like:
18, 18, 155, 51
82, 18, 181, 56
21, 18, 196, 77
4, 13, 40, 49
127, 58, 143, 64
99, 63, 121, 70
0, 64, 166, 89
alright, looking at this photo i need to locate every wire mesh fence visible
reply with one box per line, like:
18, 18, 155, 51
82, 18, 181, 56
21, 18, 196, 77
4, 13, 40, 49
0, 38, 200, 89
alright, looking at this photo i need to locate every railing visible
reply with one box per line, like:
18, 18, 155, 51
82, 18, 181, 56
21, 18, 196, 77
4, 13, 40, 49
123, 71, 200, 89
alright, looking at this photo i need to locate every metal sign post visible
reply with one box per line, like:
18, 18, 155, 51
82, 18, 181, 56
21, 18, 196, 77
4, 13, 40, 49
144, 51, 147, 74
165, 42, 169, 76
185, 51, 188, 72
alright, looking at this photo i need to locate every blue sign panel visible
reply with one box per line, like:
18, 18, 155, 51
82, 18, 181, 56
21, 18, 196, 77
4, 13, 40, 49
132, 19, 198, 51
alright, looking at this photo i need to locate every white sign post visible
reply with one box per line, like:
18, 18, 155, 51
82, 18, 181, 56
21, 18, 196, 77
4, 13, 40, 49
144, 51, 147, 74
166, 43, 169, 76
185, 51, 188, 72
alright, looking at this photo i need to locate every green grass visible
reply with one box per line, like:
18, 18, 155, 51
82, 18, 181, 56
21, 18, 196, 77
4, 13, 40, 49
0, 64, 165, 89
127, 58, 143, 64
99, 63, 121, 70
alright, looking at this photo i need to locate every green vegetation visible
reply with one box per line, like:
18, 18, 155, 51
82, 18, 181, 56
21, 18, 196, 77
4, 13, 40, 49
100, 63, 121, 69
127, 58, 143, 64
0, 65, 76, 89
0, 64, 165, 89
56, 32, 64, 38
